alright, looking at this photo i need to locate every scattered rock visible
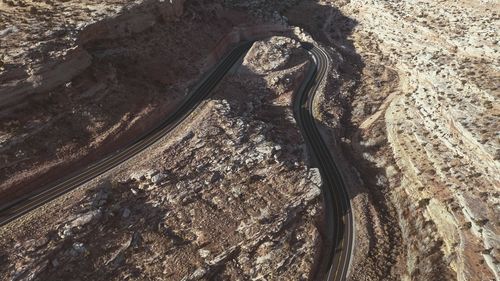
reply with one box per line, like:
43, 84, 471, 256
151, 172, 167, 184
72, 209, 102, 227
198, 249, 210, 258
71, 242, 86, 256
92, 183, 110, 207
181, 267, 207, 281
307, 168, 322, 187
122, 208, 131, 218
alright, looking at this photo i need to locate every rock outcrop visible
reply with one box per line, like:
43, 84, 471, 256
0, 0, 186, 110
0, 37, 321, 281
286, 0, 500, 280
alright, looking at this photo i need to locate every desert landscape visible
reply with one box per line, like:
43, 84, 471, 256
0, 0, 498, 280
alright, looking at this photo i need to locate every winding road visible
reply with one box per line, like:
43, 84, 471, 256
0, 42, 253, 226
0, 40, 353, 281
295, 43, 354, 281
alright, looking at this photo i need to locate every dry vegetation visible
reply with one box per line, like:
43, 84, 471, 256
0, 0, 498, 280
287, 0, 499, 280
0, 32, 326, 280
0, 0, 240, 203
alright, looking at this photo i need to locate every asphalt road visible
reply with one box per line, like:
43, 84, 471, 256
294, 43, 354, 281
0, 39, 353, 281
0, 41, 254, 227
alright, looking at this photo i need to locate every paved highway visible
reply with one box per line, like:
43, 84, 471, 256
294, 43, 353, 281
0, 42, 254, 226
0, 40, 353, 281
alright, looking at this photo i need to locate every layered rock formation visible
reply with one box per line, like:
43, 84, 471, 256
0, 0, 234, 203
287, 0, 499, 280
1, 0, 497, 280
0, 0, 185, 109
0, 37, 322, 280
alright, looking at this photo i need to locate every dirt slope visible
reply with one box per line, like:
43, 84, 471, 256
0, 0, 240, 203
1, 0, 498, 280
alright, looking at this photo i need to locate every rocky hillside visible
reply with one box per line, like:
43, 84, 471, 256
0, 0, 239, 203
0, 36, 325, 280
0, 0, 185, 107
287, 0, 499, 280
1, 0, 498, 280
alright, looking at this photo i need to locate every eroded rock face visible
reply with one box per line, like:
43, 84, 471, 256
0, 0, 185, 109
78, 0, 186, 45
0, 48, 92, 111
224, 0, 300, 21
0, 38, 322, 281
243, 36, 301, 74
354, 1, 499, 279
0, 0, 236, 204
286, 0, 499, 280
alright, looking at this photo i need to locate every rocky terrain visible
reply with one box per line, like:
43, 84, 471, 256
287, 0, 499, 280
0, 0, 245, 203
0, 36, 326, 280
1, 0, 498, 280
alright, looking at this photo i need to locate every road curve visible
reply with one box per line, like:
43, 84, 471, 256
0, 39, 353, 281
294, 43, 354, 281
0, 42, 254, 227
